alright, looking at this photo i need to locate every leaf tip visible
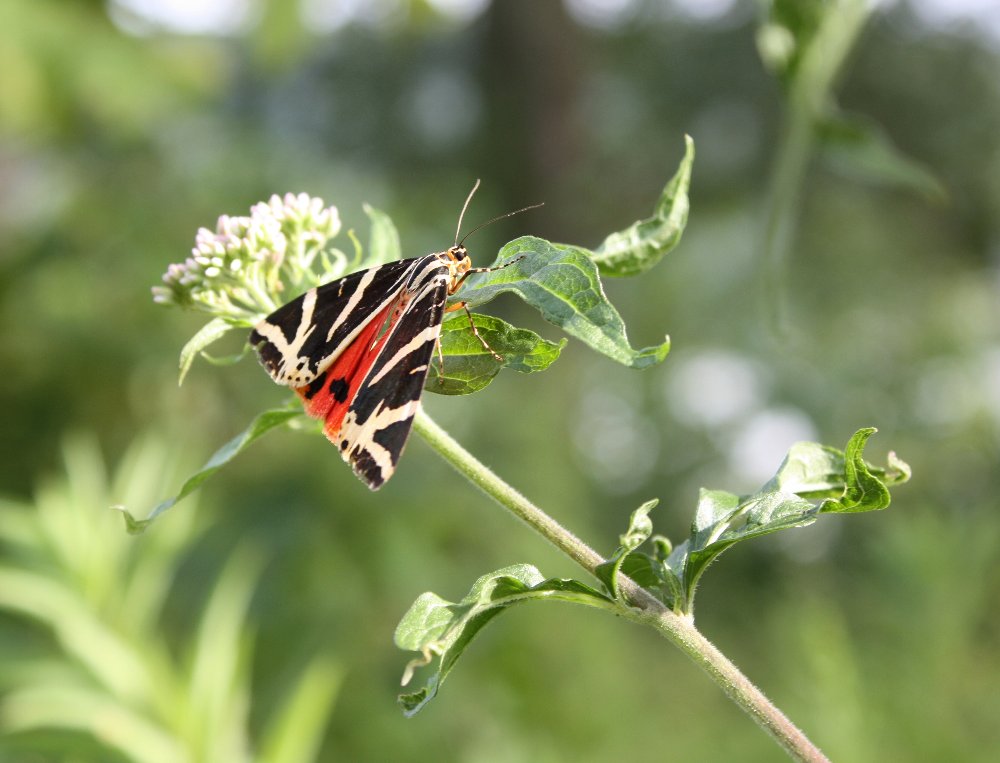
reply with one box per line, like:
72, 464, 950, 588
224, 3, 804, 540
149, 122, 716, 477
111, 504, 151, 535
887, 450, 912, 483
398, 688, 432, 718
636, 336, 671, 368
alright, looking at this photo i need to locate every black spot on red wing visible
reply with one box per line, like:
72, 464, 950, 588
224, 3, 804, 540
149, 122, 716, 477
302, 374, 327, 400
328, 377, 349, 403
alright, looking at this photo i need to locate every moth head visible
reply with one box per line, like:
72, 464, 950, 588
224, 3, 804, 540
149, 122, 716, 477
446, 245, 472, 275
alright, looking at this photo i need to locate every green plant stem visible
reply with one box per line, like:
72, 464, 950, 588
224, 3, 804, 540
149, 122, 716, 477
760, 0, 870, 335
412, 409, 829, 763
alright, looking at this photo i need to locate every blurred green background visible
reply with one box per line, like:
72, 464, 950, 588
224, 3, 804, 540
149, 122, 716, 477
2, 0, 999, 761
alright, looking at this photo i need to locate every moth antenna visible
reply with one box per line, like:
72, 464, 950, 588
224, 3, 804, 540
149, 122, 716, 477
455, 179, 482, 246
458, 202, 544, 248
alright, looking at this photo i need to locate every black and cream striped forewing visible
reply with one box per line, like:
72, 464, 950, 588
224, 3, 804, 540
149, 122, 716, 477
250, 254, 452, 489
249, 258, 422, 387
336, 256, 452, 488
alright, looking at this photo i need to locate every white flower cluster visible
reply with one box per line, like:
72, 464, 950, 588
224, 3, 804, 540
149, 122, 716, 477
153, 193, 342, 323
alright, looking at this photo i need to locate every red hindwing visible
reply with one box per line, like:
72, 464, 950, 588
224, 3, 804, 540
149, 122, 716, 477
294, 297, 399, 443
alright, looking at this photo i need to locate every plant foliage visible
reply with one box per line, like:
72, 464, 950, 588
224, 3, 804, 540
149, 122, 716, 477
0, 436, 338, 762
395, 429, 910, 714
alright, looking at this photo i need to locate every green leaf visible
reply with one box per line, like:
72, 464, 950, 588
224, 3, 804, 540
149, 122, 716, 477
178, 318, 240, 386
187, 544, 262, 748
667, 488, 818, 613
618, 499, 656, 550
607, 551, 668, 595
395, 564, 615, 716
459, 238, 669, 370
590, 135, 694, 277
886, 450, 912, 484
595, 430, 909, 614
595, 499, 657, 600
198, 346, 250, 367
818, 112, 947, 202
258, 653, 343, 763
663, 428, 908, 613
425, 313, 566, 395
818, 427, 897, 513
115, 408, 303, 534
363, 203, 401, 267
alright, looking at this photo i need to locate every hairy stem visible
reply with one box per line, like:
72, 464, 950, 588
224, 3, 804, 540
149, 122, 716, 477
413, 408, 829, 763
413, 409, 602, 571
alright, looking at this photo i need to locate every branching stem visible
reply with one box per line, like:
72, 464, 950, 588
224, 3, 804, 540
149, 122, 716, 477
413, 409, 829, 763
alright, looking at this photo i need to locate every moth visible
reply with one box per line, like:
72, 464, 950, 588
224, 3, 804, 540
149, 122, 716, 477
249, 183, 537, 489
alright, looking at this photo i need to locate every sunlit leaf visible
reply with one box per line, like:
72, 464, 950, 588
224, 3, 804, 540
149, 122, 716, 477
198, 346, 250, 367
0, 567, 150, 700
0, 435, 331, 762
595, 499, 657, 600
116, 408, 302, 534
597, 429, 909, 613
460, 239, 669, 370
395, 564, 615, 716
0, 684, 187, 763
590, 135, 694, 277
669, 428, 907, 611
187, 545, 262, 760
258, 653, 342, 763
178, 318, 240, 386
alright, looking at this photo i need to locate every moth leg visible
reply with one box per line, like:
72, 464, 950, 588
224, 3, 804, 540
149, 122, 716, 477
445, 301, 503, 362
449, 255, 526, 294
434, 335, 446, 386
